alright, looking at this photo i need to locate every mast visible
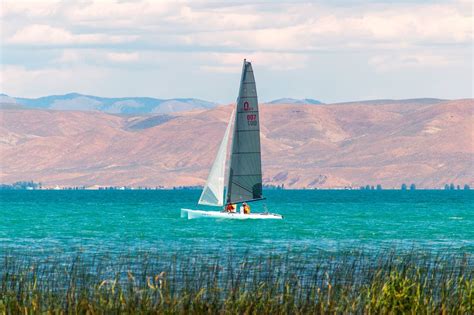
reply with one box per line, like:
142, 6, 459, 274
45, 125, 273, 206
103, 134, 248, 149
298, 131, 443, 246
225, 60, 263, 204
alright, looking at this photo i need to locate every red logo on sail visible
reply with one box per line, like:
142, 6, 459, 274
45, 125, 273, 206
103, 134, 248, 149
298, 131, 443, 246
243, 101, 251, 111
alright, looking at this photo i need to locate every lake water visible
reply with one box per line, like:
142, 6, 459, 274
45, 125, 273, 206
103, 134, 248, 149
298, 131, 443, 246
1, 190, 473, 258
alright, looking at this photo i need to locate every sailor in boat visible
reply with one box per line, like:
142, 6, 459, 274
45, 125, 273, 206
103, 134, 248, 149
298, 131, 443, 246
243, 202, 251, 214
225, 203, 236, 213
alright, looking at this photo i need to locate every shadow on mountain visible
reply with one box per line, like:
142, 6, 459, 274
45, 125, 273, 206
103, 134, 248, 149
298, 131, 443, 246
127, 115, 176, 130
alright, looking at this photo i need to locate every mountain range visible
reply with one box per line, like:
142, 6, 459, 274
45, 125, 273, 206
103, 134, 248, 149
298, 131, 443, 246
0, 93, 327, 114
0, 98, 472, 189
0, 93, 217, 115
267, 98, 323, 105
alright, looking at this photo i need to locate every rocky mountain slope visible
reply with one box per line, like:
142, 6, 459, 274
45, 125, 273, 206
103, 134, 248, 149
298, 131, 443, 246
0, 99, 472, 188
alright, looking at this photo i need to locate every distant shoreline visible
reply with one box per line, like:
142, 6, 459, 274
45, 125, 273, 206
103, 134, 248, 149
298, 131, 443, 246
1, 186, 471, 191
1, 181, 471, 191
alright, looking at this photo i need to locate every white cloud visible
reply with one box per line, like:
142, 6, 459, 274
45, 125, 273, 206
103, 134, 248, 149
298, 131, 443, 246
9, 24, 81, 45
1, 0, 61, 18
57, 50, 81, 63
205, 52, 308, 72
368, 53, 457, 72
65, 0, 181, 25
0, 65, 107, 97
1, 0, 472, 101
3, 1, 471, 50
200, 65, 241, 74
106, 52, 139, 63
8, 24, 137, 46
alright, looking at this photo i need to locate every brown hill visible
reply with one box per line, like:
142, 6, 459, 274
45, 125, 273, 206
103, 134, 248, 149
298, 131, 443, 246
0, 99, 472, 189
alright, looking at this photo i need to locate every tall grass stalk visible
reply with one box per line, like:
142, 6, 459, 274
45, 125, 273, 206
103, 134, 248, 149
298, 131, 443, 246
0, 250, 472, 313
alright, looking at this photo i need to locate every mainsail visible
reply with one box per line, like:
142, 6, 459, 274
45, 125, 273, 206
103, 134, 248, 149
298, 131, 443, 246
226, 60, 263, 204
198, 109, 235, 206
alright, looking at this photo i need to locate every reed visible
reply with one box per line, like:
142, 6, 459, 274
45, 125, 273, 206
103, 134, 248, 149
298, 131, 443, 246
0, 250, 472, 314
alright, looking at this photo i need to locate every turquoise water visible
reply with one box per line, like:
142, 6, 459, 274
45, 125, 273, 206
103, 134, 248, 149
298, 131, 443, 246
1, 190, 473, 256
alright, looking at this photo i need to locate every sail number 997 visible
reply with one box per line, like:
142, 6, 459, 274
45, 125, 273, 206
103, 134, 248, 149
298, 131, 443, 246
247, 114, 257, 126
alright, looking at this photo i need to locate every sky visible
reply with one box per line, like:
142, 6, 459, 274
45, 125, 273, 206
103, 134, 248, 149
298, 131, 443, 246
0, 0, 472, 103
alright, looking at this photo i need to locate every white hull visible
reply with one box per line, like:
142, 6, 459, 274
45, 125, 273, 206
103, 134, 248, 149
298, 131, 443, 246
181, 208, 283, 220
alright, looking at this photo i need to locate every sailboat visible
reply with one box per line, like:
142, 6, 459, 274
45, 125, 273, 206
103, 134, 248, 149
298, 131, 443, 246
181, 60, 283, 220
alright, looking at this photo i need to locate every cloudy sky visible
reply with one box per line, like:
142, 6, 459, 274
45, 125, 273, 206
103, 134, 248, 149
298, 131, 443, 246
1, 0, 472, 103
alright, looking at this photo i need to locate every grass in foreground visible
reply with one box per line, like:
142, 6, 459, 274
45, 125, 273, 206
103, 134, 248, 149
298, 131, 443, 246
0, 250, 473, 314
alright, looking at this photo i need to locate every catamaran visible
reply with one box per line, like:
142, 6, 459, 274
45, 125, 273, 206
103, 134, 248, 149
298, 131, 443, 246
181, 60, 283, 220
